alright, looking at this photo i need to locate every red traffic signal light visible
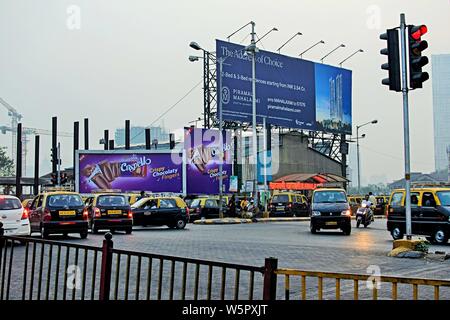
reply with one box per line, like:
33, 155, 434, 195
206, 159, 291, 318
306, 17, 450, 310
410, 25, 427, 40
408, 24, 429, 89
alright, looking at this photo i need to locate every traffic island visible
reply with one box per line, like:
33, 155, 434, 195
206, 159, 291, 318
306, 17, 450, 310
388, 239, 430, 259
193, 218, 253, 225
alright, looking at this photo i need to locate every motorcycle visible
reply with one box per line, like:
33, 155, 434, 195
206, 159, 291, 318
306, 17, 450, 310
355, 202, 374, 228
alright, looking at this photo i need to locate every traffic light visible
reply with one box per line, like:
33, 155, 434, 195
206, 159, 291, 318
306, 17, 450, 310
50, 173, 57, 185
380, 28, 401, 92
60, 172, 68, 185
408, 24, 429, 89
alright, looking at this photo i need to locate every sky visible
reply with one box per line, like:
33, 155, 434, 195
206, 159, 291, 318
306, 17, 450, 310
0, 0, 449, 185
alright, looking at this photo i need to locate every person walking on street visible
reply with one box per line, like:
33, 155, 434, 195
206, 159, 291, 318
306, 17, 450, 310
228, 194, 237, 217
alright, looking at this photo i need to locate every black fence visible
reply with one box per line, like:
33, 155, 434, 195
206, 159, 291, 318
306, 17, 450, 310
0, 229, 277, 300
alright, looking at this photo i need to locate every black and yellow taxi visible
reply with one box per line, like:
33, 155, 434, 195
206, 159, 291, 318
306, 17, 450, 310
131, 196, 189, 229
374, 195, 389, 215
348, 195, 363, 215
309, 188, 352, 235
84, 193, 133, 234
29, 192, 89, 239
387, 187, 450, 244
188, 196, 229, 221
269, 192, 309, 217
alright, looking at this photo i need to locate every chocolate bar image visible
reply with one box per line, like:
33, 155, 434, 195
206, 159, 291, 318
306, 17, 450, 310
82, 161, 121, 190
188, 146, 213, 173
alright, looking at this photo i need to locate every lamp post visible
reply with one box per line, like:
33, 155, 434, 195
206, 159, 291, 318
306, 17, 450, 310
356, 120, 378, 194
190, 42, 226, 218
277, 32, 302, 53
320, 44, 346, 63
299, 40, 325, 59
339, 49, 364, 67
245, 22, 260, 210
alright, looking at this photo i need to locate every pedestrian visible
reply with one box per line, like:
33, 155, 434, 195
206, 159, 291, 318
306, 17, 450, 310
228, 194, 236, 217
138, 190, 147, 201
240, 196, 248, 217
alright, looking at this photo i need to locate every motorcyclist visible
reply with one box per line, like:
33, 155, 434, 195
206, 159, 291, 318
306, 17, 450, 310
368, 192, 377, 207
361, 194, 375, 222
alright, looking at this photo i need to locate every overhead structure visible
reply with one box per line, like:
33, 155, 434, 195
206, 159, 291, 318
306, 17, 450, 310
0, 124, 72, 176
269, 172, 348, 190
0, 97, 23, 161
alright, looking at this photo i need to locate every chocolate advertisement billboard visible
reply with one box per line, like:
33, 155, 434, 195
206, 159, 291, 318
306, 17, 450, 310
76, 151, 183, 193
184, 127, 233, 194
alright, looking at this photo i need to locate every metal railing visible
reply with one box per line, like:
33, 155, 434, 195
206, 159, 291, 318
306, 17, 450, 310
275, 268, 450, 300
1, 224, 449, 301
0, 228, 268, 300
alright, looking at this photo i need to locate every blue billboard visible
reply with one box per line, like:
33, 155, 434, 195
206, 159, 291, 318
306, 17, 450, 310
216, 39, 352, 134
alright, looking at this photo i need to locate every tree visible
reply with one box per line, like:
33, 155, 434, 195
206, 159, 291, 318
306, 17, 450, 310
0, 147, 14, 176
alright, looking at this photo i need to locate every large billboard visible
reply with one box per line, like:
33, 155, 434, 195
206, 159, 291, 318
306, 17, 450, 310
184, 127, 233, 194
76, 152, 183, 193
216, 39, 352, 134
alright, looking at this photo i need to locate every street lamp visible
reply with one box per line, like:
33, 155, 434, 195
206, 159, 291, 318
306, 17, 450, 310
356, 120, 378, 194
320, 44, 346, 63
244, 22, 260, 211
339, 49, 364, 67
227, 21, 254, 42
299, 40, 325, 59
255, 27, 278, 45
277, 32, 302, 53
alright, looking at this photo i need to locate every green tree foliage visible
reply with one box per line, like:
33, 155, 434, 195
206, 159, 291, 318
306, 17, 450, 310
0, 147, 14, 176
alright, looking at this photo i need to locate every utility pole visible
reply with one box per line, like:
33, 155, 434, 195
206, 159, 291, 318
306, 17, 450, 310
250, 21, 259, 209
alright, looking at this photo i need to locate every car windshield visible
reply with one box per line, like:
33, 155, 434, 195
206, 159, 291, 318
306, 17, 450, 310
437, 192, 450, 206
98, 195, 127, 207
47, 194, 83, 207
272, 195, 289, 203
0, 198, 22, 210
313, 191, 347, 203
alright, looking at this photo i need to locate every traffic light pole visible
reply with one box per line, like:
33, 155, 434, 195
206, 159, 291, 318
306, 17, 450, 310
400, 13, 412, 240
57, 142, 61, 187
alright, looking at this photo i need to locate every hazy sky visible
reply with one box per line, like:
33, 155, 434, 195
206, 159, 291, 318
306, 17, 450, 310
1, 0, 449, 184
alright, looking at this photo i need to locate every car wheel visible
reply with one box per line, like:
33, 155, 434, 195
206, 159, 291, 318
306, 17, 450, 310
80, 231, 88, 239
432, 229, 448, 245
125, 227, 132, 235
310, 224, 317, 234
41, 225, 48, 239
342, 226, 351, 235
175, 219, 186, 230
391, 227, 404, 240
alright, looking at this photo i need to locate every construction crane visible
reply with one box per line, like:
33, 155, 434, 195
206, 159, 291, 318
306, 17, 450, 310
0, 125, 73, 176
0, 97, 23, 161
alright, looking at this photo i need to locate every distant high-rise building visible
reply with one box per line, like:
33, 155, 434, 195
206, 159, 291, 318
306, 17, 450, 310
115, 126, 169, 147
432, 54, 450, 172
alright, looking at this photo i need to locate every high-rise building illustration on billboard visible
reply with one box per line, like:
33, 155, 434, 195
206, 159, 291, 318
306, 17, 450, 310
329, 74, 344, 126
315, 63, 352, 134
